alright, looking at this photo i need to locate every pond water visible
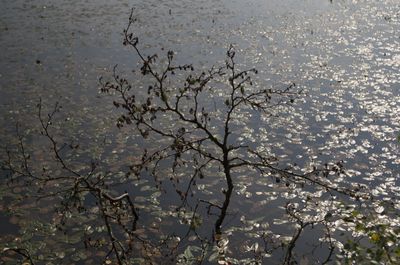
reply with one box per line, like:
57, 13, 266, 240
0, 0, 399, 264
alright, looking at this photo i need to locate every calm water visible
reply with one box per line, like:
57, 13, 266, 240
0, 0, 399, 264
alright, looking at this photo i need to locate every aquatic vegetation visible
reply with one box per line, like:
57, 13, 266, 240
0, 0, 399, 264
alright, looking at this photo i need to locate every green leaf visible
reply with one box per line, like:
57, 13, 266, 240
351, 210, 360, 217
370, 233, 380, 243
355, 223, 365, 232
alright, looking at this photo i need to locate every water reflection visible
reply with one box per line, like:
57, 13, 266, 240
1, 0, 399, 264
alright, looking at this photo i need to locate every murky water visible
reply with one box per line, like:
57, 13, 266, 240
0, 0, 399, 264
